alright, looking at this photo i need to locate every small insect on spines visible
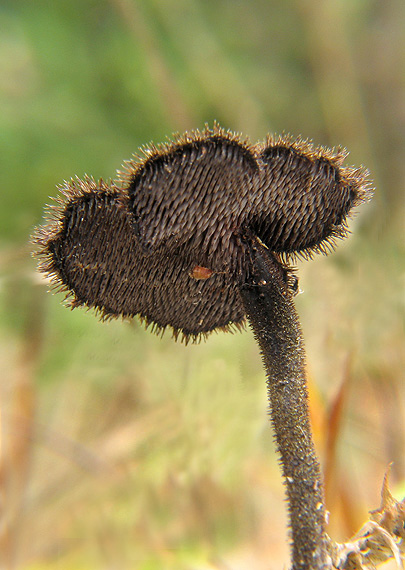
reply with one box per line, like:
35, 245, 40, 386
189, 265, 214, 280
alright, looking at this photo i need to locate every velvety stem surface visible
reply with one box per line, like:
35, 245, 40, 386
240, 242, 331, 570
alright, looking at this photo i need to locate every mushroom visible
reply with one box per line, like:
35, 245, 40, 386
33, 124, 371, 569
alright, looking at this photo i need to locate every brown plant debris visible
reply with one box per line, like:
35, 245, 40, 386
32, 123, 372, 341
329, 467, 405, 569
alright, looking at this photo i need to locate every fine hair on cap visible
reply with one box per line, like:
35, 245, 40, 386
33, 124, 372, 341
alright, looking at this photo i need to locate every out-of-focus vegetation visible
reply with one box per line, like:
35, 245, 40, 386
1, 1, 404, 568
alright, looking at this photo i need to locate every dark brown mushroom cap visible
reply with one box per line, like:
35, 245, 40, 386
250, 136, 368, 257
33, 125, 372, 341
127, 134, 258, 261
35, 177, 247, 339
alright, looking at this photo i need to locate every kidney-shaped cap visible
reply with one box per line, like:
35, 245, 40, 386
33, 125, 371, 341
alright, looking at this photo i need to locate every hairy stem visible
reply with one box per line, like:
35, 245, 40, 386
240, 241, 331, 570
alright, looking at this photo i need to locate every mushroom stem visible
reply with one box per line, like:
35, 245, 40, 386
240, 241, 331, 570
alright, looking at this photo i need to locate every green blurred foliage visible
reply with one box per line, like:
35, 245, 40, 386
1, 0, 404, 569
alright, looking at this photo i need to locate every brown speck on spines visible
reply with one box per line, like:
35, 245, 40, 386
32, 125, 372, 342
189, 265, 214, 280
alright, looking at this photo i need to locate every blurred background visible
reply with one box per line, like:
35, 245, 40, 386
1, 0, 404, 568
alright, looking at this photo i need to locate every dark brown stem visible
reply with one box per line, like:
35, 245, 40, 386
240, 241, 331, 570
